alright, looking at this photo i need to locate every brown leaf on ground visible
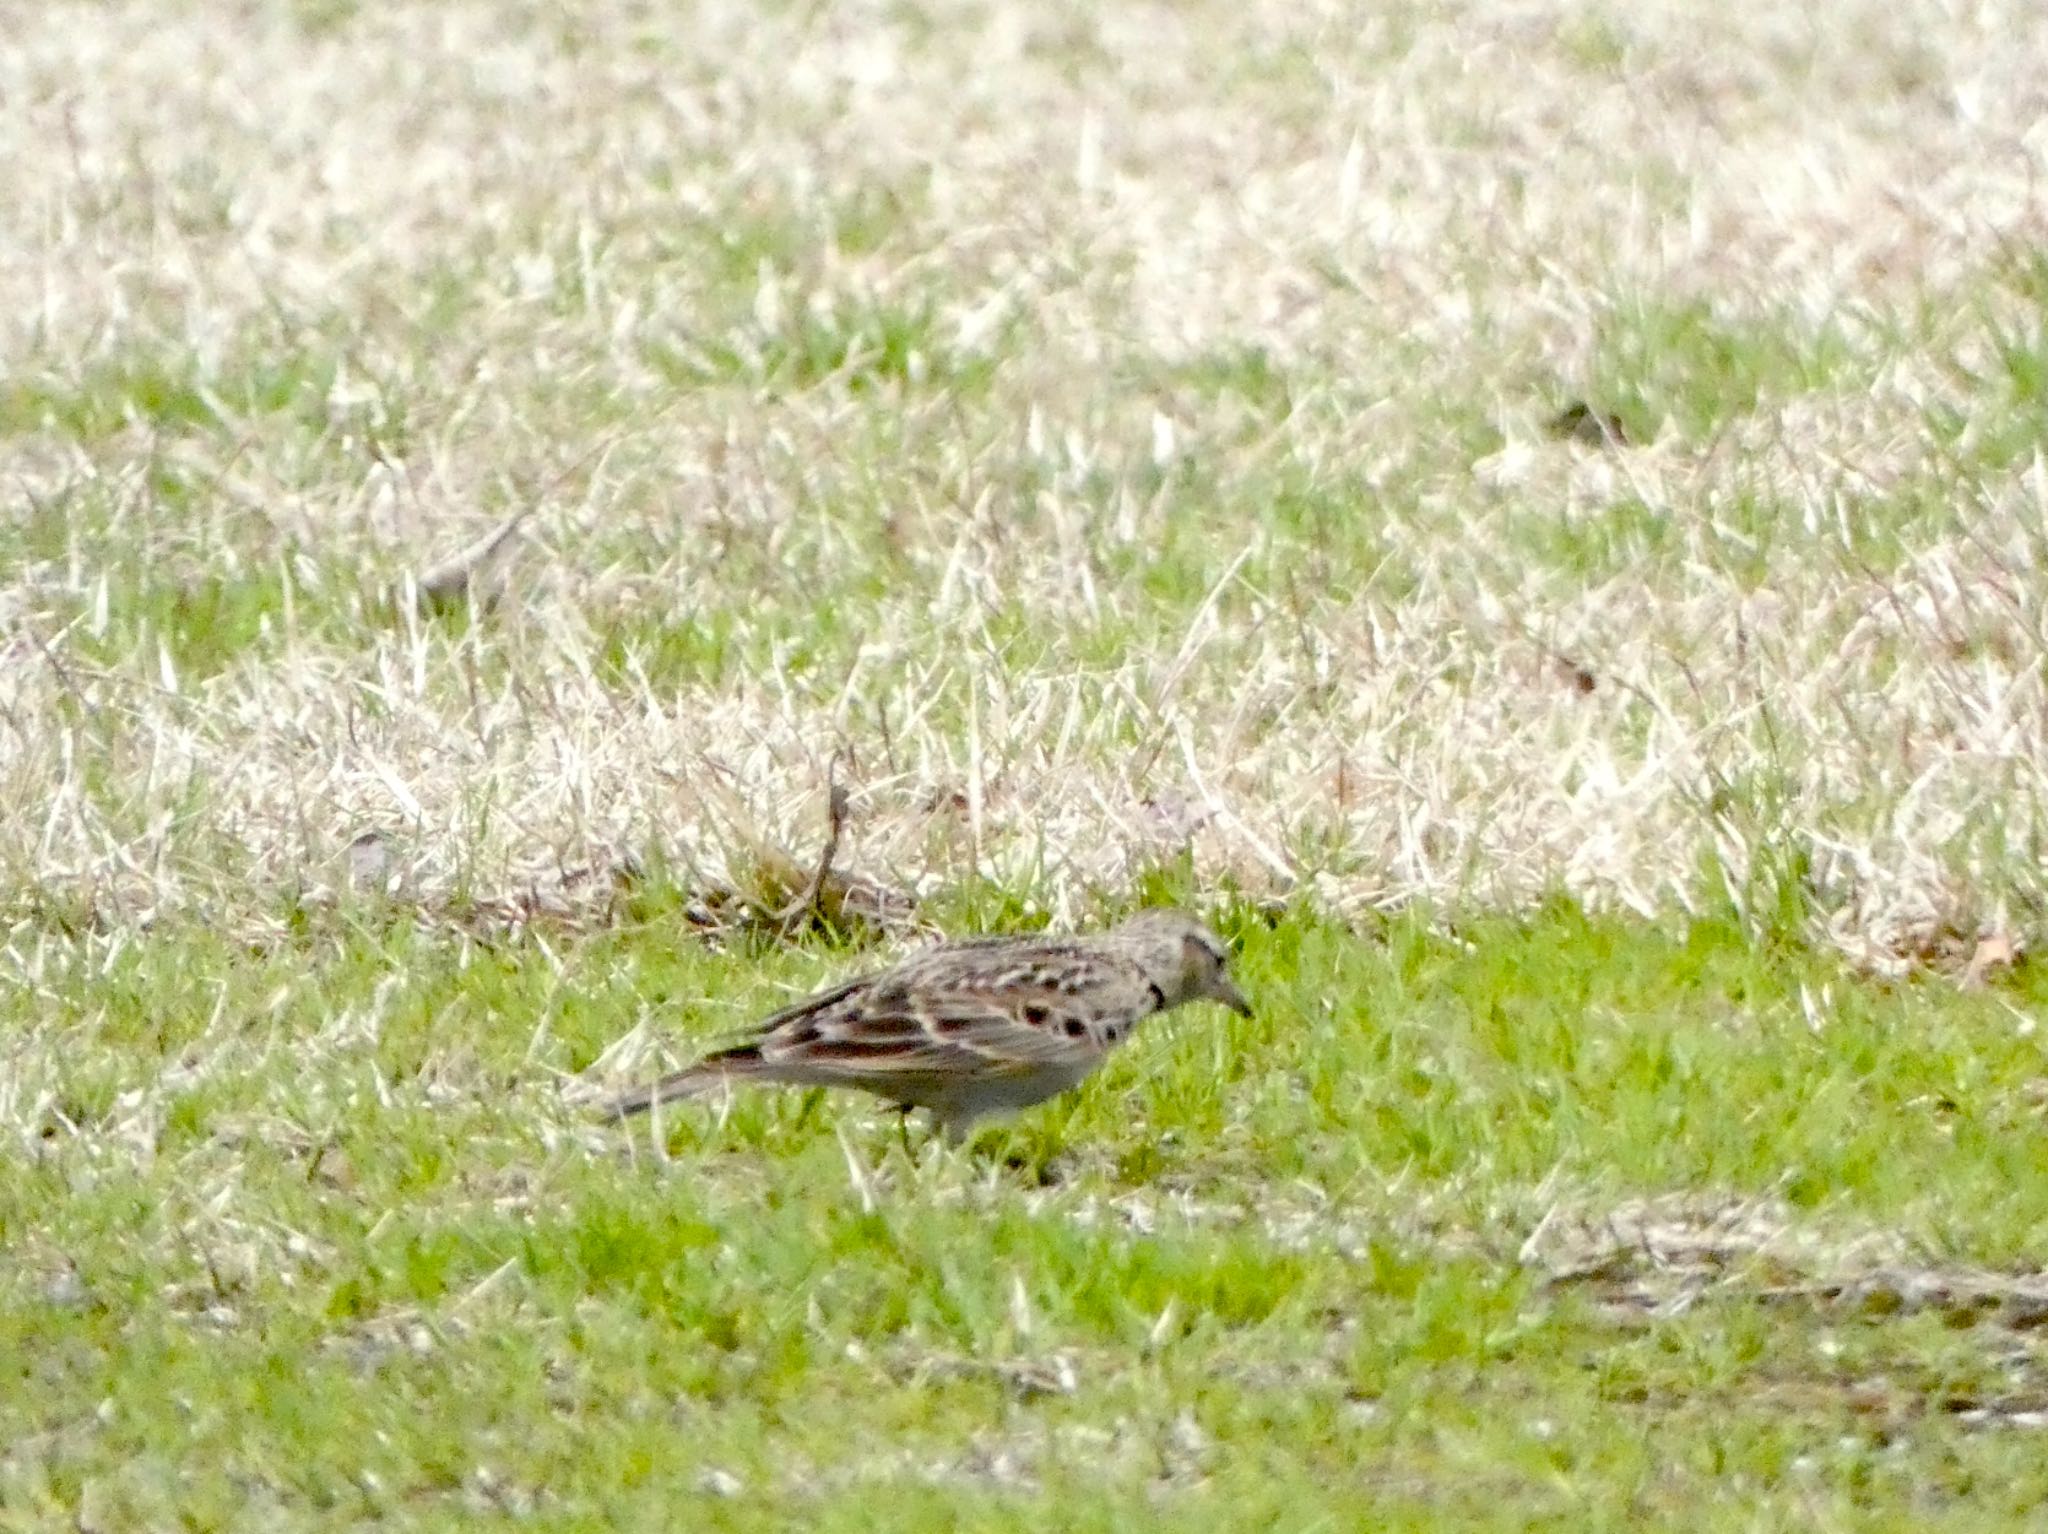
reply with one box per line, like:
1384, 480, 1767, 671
1553, 657, 1598, 694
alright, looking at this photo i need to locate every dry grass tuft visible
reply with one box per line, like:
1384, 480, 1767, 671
1526, 1192, 2048, 1330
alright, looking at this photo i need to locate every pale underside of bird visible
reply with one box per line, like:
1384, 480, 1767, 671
600, 908, 1251, 1141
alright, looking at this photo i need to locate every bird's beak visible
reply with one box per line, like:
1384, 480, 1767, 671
1213, 977, 1253, 1017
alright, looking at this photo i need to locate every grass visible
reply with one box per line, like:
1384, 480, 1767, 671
8, 906, 2048, 1528
7, 0, 2048, 1525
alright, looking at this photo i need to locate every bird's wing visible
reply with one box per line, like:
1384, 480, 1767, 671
749, 943, 1160, 1080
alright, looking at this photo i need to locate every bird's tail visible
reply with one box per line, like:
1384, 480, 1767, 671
600, 1048, 764, 1120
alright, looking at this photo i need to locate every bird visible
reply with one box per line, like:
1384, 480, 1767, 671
599, 908, 1251, 1142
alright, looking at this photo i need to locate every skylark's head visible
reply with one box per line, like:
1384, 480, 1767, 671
1112, 908, 1252, 1016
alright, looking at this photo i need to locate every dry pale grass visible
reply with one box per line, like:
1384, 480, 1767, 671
1523, 1190, 2048, 1328
4, 0, 2048, 966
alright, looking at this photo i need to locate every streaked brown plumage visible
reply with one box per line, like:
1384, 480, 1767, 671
600, 908, 1250, 1140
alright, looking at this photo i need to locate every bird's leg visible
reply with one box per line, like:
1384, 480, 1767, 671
893, 1102, 917, 1160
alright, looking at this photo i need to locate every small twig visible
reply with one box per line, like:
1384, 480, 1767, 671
29, 626, 88, 710
409, 436, 620, 613
771, 762, 850, 933
414, 506, 535, 612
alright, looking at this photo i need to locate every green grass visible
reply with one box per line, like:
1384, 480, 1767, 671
1580, 295, 1869, 445
0, 342, 337, 444
7, 904, 2048, 1528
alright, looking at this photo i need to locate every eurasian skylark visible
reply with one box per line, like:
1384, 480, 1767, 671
601, 908, 1251, 1141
